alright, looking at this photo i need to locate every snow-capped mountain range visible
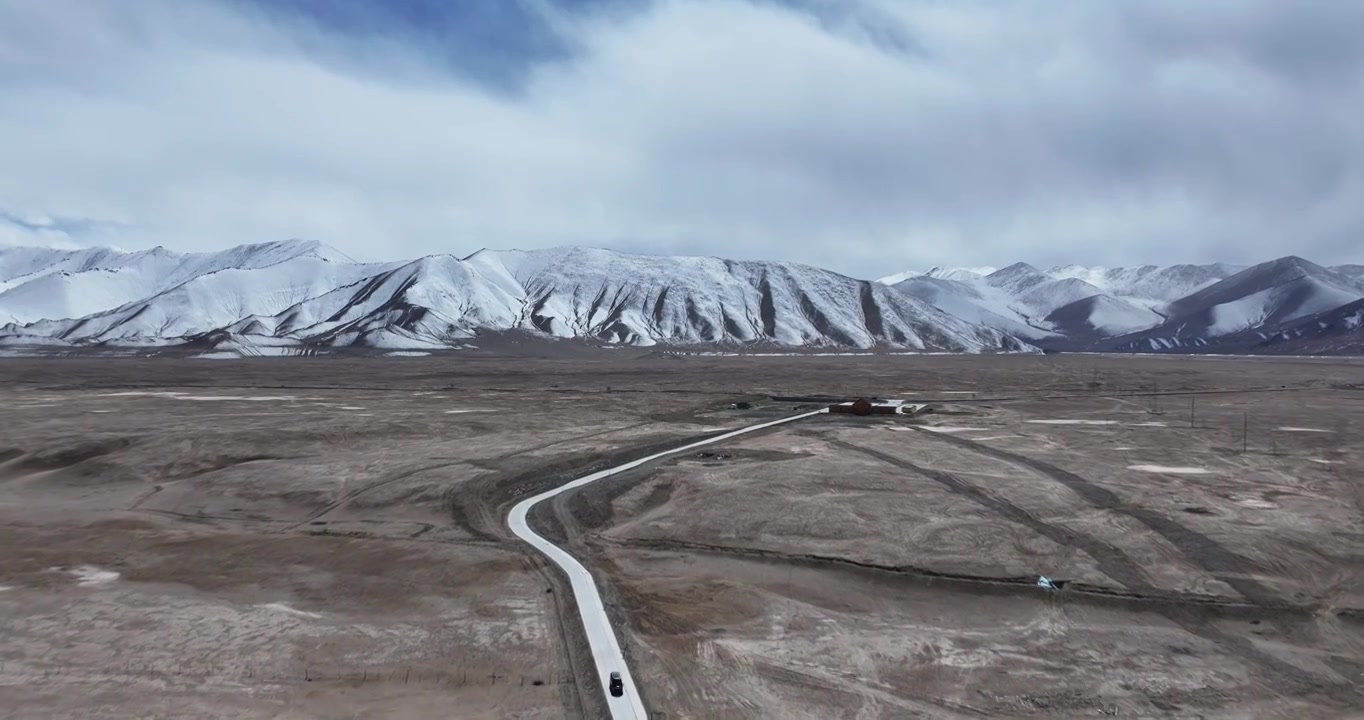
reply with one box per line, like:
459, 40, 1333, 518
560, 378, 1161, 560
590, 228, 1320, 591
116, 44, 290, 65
882, 258, 1364, 353
0, 241, 1028, 355
0, 240, 1360, 356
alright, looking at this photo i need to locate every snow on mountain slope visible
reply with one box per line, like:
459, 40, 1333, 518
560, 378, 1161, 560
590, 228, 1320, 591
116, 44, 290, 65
1104, 257, 1364, 351
0, 239, 346, 286
972, 264, 1118, 320
1013, 276, 1107, 317
877, 266, 998, 285
476, 247, 1026, 350
877, 269, 922, 286
1332, 264, 1364, 282
930, 267, 997, 282
1045, 295, 1163, 337
875, 256, 1362, 353
0, 246, 148, 285
4, 239, 1354, 354
877, 260, 1250, 347
1172, 257, 1361, 333
981, 263, 1050, 298
0, 242, 1034, 352
1256, 298, 1364, 354
0, 239, 355, 324
890, 275, 1055, 340
258, 254, 524, 347
1044, 263, 1241, 303
0, 268, 162, 325
21, 256, 393, 342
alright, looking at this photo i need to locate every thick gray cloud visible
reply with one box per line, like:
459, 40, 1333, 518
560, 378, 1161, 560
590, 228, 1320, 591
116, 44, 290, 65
0, 0, 1360, 278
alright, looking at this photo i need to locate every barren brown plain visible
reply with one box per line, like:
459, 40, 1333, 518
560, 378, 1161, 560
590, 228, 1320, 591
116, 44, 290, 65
1, 352, 1361, 718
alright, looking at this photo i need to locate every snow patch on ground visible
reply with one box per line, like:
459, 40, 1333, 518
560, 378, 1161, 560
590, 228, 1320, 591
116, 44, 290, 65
0, 585, 13, 592
386, 351, 431, 357
1127, 465, 1213, 475
339, 406, 365, 411
1027, 419, 1119, 426
444, 410, 476, 414
1277, 426, 1332, 433
920, 426, 989, 433
1308, 459, 1339, 465
1134, 421, 1168, 427
182, 395, 302, 402
67, 566, 120, 586
258, 602, 323, 619
98, 391, 302, 402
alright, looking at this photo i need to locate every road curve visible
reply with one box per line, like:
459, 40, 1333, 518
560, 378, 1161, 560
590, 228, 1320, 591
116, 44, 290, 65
508, 409, 826, 720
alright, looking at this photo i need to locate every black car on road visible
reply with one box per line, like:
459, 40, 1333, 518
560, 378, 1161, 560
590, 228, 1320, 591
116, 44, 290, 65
608, 671, 623, 697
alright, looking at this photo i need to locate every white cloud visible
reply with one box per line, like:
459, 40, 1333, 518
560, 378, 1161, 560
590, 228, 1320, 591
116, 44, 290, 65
0, 220, 78, 249
0, 0, 1361, 277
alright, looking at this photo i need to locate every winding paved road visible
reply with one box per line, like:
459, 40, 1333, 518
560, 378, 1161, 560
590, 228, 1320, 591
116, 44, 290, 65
508, 409, 825, 720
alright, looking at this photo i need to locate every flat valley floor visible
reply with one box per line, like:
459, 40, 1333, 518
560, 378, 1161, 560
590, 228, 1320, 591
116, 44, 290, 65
0, 353, 1361, 718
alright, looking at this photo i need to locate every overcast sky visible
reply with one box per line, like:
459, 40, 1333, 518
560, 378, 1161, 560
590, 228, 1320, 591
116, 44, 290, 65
1, 0, 1361, 278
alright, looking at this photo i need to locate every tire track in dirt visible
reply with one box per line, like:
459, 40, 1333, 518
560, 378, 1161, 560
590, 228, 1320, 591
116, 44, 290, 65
286, 460, 467, 529
824, 438, 1159, 595
829, 436, 1355, 698
600, 536, 1359, 622
907, 427, 1282, 607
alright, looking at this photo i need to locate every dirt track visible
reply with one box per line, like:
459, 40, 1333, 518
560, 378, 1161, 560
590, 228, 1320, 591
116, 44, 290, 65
1, 352, 1362, 718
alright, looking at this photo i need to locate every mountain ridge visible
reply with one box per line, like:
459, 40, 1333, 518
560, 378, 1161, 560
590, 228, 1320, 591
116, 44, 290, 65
2, 241, 1360, 356
0, 242, 1033, 355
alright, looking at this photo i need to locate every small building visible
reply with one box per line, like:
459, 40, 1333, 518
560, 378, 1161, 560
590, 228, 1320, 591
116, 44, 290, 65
828, 398, 926, 416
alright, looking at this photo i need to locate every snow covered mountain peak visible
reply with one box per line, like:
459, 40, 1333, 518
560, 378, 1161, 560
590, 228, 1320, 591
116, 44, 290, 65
991, 262, 1042, 277
216, 238, 356, 266
2, 241, 1358, 355
1100, 255, 1364, 351
0, 242, 1036, 353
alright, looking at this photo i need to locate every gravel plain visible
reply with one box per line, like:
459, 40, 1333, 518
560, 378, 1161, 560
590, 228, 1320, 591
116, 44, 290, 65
1, 352, 1361, 718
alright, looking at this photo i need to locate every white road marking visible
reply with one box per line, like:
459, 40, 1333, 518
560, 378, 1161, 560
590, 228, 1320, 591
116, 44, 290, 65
508, 409, 825, 720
